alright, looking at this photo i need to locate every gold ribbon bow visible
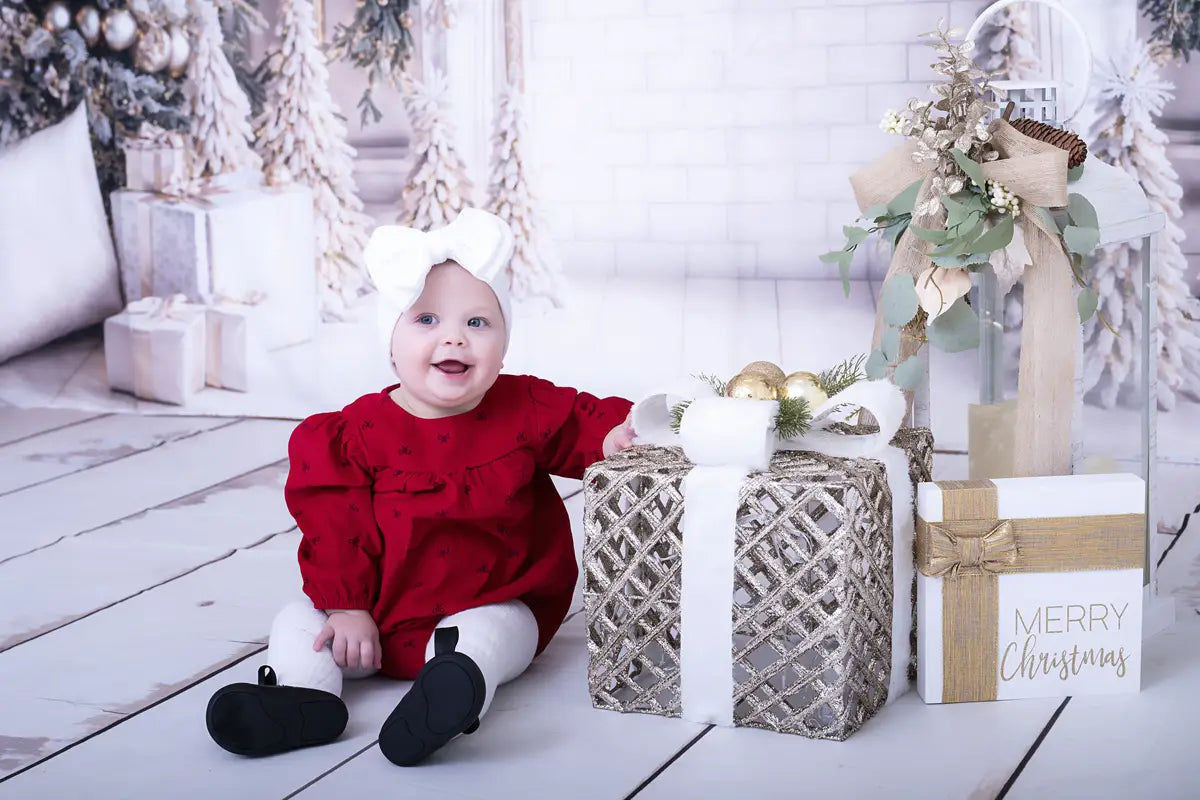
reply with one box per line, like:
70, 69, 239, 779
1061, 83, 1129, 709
921, 520, 1018, 577
850, 121, 1075, 477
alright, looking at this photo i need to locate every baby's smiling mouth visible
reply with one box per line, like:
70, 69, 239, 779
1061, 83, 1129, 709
433, 360, 470, 375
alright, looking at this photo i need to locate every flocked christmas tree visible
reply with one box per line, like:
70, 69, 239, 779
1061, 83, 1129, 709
1083, 38, 1200, 410
184, 0, 261, 183
485, 83, 563, 306
977, 2, 1040, 79
254, 0, 371, 318
397, 71, 473, 230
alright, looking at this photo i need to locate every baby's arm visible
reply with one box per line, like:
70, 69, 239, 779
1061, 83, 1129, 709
527, 376, 635, 479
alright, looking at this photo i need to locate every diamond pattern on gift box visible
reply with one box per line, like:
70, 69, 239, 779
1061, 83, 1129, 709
583, 428, 933, 742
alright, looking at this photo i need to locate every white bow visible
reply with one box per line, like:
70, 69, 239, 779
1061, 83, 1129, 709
125, 294, 201, 320
363, 208, 516, 314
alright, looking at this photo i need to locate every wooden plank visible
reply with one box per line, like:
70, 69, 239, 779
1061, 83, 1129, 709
0, 333, 99, 413
0, 463, 290, 653
0, 415, 231, 496
0, 408, 103, 447
735, 279, 782, 371
777, 280, 876, 372
0, 418, 294, 563
1007, 616, 1200, 798
682, 277, 742, 380
0, 538, 304, 780
636, 692, 1062, 800
293, 619, 705, 800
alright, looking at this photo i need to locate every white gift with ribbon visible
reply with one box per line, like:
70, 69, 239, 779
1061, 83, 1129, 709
629, 378, 917, 726
104, 294, 206, 405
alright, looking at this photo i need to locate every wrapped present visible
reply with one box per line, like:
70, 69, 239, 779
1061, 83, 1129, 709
205, 300, 252, 392
583, 379, 933, 741
104, 295, 206, 405
110, 185, 316, 351
915, 475, 1144, 704
121, 124, 187, 193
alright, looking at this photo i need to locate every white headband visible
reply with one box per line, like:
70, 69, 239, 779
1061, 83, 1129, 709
364, 209, 516, 365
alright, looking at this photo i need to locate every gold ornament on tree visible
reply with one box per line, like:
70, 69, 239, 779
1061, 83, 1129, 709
265, 163, 293, 186
135, 26, 172, 73
167, 25, 190, 75
102, 8, 139, 51
43, 2, 71, 32
75, 6, 102, 44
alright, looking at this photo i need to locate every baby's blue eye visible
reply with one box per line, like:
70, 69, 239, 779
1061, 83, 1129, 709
417, 314, 436, 325
468, 317, 487, 328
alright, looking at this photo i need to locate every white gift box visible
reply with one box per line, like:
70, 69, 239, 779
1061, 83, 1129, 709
110, 185, 317, 351
122, 140, 187, 192
104, 295, 206, 405
205, 302, 250, 392
916, 474, 1145, 704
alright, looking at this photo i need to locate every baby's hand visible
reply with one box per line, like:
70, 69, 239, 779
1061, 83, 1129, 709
314, 609, 383, 670
602, 411, 637, 458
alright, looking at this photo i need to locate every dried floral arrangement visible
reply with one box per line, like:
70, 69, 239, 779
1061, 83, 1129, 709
328, 0, 416, 126
821, 23, 1103, 390
669, 356, 866, 441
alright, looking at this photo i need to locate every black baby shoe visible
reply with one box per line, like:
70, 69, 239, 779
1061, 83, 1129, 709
206, 665, 349, 757
377, 627, 487, 766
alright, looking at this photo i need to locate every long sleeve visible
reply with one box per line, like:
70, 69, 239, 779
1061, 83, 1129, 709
284, 412, 382, 611
526, 376, 633, 480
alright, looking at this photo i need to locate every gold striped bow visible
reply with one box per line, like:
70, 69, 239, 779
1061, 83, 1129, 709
921, 520, 1018, 577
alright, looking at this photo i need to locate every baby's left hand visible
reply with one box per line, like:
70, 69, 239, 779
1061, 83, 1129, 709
602, 411, 637, 458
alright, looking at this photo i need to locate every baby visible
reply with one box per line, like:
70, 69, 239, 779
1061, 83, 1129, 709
205, 209, 635, 766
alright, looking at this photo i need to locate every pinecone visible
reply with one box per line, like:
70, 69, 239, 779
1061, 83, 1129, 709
1009, 117, 1088, 169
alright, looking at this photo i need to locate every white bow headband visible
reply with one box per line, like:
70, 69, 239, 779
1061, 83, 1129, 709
364, 208, 516, 356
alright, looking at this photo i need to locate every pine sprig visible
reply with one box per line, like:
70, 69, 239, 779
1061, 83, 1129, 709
817, 354, 866, 397
774, 396, 812, 441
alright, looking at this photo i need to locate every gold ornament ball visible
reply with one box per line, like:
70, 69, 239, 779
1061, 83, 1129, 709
725, 372, 777, 401
781, 371, 828, 407
43, 2, 71, 32
739, 360, 786, 385
167, 25, 190, 75
102, 8, 138, 51
134, 26, 172, 73
75, 6, 102, 44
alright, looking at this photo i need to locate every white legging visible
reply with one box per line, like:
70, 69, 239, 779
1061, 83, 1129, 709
265, 598, 539, 719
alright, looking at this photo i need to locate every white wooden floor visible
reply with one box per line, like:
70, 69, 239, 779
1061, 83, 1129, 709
0, 401, 1198, 798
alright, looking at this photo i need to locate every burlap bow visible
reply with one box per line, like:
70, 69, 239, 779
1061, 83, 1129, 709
921, 519, 1018, 577
851, 120, 1075, 477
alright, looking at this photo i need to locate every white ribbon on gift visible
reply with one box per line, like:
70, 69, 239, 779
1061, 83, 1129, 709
126, 294, 204, 400
630, 378, 916, 726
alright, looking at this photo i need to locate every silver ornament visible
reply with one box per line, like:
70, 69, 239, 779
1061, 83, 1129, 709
102, 8, 138, 51
135, 26, 172, 73
75, 6, 102, 44
43, 1, 71, 31
265, 163, 293, 186
167, 25, 190, 74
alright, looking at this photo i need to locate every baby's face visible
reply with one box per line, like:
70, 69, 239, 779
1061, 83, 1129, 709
389, 261, 506, 417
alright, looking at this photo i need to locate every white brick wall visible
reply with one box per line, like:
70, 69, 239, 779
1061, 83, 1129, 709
524, 0, 975, 279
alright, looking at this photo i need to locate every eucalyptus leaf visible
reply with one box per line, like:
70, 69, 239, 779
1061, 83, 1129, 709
865, 349, 889, 380
1068, 164, 1085, 182
1068, 193, 1099, 230
889, 218, 910, 253
933, 217, 986, 256
941, 193, 973, 229
863, 203, 890, 222
844, 225, 871, 247
887, 179, 924, 217
968, 213, 1015, 254
1078, 286, 1099, 323
880, 275, 920, 327
926, 298, 981, 352
930, 252, 984, 269
881, 326, 901, 362
1063, 225, 1100, 255
893, 355, 926, 390
1029, 205, 1059, 234
819, 249, 848, 263
909, 225, 951, 244
951, 148, 986, 188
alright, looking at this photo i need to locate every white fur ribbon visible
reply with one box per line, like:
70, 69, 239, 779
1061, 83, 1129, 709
630, 379, 916, 726
363, 208, 515, 314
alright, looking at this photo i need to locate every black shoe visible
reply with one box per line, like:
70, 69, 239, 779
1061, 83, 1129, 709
378, 627, 487, 766
206, 665, 348, 757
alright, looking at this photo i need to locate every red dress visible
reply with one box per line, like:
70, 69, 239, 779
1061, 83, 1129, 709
283, 374, 633, 679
